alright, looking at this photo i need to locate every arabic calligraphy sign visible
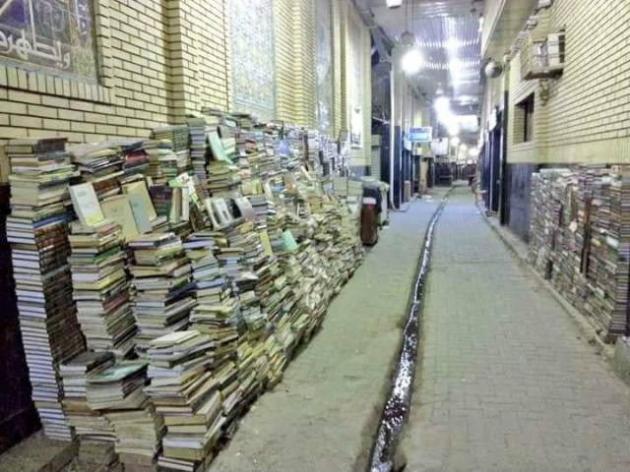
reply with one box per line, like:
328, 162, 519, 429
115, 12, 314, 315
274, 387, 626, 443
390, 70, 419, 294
0, 0, 96, 80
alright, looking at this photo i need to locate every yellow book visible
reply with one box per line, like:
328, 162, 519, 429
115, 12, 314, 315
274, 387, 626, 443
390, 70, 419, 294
69, 182, 105, 227
101, 195, 139, 241
123, 180, 158, 221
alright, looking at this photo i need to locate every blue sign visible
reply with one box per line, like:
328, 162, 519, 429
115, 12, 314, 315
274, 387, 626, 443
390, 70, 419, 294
409, 127, 432, 143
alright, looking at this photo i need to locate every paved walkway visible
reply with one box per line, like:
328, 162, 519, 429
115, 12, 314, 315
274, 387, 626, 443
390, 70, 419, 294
401, 187, 630, 472
210, 193, 445, 472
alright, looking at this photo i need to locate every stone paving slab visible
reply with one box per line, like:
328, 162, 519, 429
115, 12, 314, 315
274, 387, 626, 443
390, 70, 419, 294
0, 432, 77, 472
401, 188, 630, 472
208, 193, 446, 472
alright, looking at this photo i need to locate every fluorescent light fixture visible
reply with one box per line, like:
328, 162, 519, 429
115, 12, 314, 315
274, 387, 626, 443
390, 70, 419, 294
386, 0, 403, 8
401, 48, 424, 75
445, 38, 461, 52
451, 137, 461, 147
434, 96, 451, 116
449, 58, 466, 76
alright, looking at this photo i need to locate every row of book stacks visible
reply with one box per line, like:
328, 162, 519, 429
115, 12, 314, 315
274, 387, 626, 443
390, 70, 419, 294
4, 111, 365, 472
528, 165, 630, 342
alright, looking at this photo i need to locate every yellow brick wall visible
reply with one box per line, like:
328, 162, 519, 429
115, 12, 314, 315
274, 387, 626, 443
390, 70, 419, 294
167, 0, 230, 121
505, 0, 630, 164
293, 0, 317, 127
0, 0, 364, 178
0, 0, 230, 180
274, 0, 317, 127
343, 1, 372, 167
274, 0, 295, 123
0, 0, 169, 146
331, 0, 344, 138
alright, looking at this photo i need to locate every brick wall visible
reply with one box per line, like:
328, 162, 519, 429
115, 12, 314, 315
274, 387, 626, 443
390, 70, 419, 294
274, 0, 317, 128
167, 0, 230, 121
0, 0, 370, 179
504, 0, 630, 165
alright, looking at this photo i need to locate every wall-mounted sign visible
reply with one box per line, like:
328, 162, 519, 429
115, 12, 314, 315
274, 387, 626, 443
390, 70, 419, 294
0, 0, 97, 80
408, 127, 433, 143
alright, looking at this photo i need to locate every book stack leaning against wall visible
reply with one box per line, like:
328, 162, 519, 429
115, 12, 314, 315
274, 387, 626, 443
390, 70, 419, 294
67, 185, 137, 358
146, 330, 224, 472
528, 166, 630, 341
128, 233, 196, 354
5, 138, 86, 440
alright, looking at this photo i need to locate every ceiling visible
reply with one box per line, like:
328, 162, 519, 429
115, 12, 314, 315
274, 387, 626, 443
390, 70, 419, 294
358, 0, 484, 136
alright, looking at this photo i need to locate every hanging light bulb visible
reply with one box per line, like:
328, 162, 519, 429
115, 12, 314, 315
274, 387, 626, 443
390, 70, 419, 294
401, 48, 424, 75
386, 0, 403, 8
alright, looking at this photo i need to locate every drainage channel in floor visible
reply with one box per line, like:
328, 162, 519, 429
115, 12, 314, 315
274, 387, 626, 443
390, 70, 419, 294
367, 188, 452, 472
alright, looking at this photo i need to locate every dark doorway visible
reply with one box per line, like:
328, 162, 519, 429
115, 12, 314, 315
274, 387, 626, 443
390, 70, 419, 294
488, 111, 503, 213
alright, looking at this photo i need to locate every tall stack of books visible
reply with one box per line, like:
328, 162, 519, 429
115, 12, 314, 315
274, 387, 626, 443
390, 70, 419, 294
152, 125, 190, 153
68, 220, 137, 357
528, 166, 630, 341
120, 140, 150, 177
60, 351, 116, 441
298, 241, 332, 337
6, 137, 85, 440
145, 140, 180, 184
69, 143, 124, 199
207, 160, 241, 197
186, 117, 211, 184
128, 233, 196, 353
87, 361, 163, 472
145, 331, 224, 472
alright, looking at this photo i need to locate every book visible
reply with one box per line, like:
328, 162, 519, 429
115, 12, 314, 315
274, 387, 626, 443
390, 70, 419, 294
102, 195, 140, 241
70, 183, 107, 227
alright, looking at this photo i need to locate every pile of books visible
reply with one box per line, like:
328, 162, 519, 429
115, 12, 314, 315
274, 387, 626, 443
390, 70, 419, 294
151, 125, 190, 153
60, 351, 116, 441
69, 143, 124, 199
145, 140, 180, 184
128, 233, 196, 353
4, 115, 369, 459
87, 361, 163, 471
186, 117, 211, 184
119, 140, 150, 177
528, 166, 630, 341
6, 137, 85, 440
145, 331, 224, 472
68, 220, 137, 357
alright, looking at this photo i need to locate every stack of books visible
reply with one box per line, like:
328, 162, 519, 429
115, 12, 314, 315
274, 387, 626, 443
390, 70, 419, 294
68, 219, 137, 357
145, 140, 180, 184
119, 140, 150, 177
145, 331, 224, 471
128, 233, 196, 352
151, 125, 190, 153
186, 117, 211, 184
528, 166, 630, 341
6, 137, 85, 440
206, 160, 241, 197
69, 143, 124, 199
60, 351, 115, 441
87, 361, 163, 471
